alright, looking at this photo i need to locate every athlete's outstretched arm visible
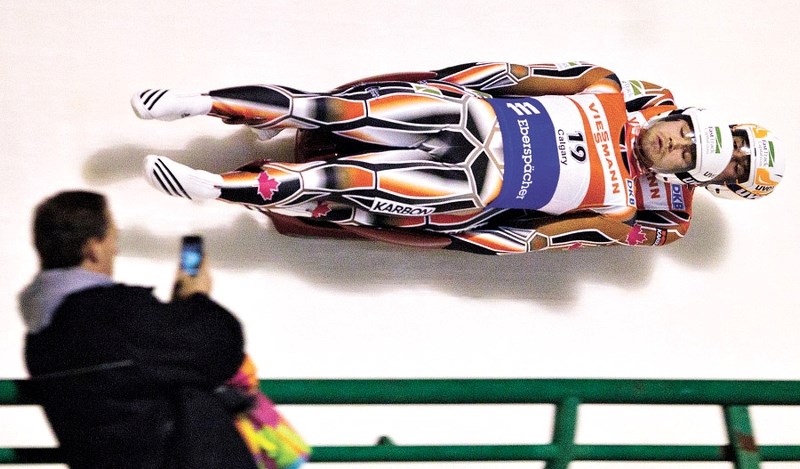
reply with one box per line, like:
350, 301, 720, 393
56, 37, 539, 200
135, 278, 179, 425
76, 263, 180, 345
430, 62, 622, 97
244, 202, 688, 255
355, 62, 672, 112
443, 211, 635, 254
443, 205, 691, 255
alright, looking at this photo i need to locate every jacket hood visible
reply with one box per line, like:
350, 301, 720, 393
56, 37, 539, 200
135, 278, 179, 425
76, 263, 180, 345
19, 268, 113, 334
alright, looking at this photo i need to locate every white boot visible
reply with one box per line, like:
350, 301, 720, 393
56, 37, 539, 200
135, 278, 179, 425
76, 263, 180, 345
144, 155, 222, 200
131, 90, 212, 121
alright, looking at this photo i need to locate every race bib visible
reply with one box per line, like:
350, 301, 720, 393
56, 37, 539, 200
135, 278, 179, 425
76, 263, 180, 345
487, 95, 631, 214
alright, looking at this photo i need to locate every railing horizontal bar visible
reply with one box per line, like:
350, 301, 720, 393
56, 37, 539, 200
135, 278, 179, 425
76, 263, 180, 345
761, 445, 800, 459
5, 379, 800, 406
0, 381, 31, 405
0, 448, 62, 464
3, 445, 799, 464
310, 445, 800, 463
573, 445, 728, 460
258, 379, 800, 405
311, 444, 561, 461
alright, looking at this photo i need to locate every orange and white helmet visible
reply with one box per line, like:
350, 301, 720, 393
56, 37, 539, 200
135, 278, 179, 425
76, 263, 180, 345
705, 124, 785, 200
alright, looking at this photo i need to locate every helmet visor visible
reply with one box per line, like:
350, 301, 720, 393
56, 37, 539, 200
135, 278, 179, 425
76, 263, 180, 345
729, 128, 753, 184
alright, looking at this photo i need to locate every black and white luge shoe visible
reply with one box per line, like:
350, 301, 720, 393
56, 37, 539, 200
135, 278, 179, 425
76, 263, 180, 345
144, 155, 222, 200
131, 89, 212, 121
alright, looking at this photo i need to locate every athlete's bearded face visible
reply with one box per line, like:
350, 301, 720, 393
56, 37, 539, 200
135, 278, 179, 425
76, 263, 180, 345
636, 118, 696, 174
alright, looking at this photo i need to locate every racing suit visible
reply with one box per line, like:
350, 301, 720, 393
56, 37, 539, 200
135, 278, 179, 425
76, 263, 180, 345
181, 62, 693, 254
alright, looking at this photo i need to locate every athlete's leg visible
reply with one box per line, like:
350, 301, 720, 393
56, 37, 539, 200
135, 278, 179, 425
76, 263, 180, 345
142, 84, 505, 215
132, 82, 465, 147
145, 149, 482, 212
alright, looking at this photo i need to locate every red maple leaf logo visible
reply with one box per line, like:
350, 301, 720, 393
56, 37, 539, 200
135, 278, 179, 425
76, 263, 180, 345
257, 171, 281, 201
311, 201, 332, 218
626, 225, 648, 245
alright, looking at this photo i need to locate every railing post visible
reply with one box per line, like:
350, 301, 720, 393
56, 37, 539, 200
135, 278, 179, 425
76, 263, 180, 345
546, 397, 580, 469
725, 405, 761, 469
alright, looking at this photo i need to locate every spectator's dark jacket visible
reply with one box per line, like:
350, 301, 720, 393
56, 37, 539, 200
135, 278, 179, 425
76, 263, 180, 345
22, 274, 257, 469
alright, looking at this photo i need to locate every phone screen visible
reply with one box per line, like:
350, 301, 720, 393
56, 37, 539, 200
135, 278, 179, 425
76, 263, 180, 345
180, 235, 203, 276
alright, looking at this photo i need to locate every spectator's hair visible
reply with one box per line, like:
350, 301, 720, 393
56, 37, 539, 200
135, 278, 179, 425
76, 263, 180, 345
33, 191, 109, 269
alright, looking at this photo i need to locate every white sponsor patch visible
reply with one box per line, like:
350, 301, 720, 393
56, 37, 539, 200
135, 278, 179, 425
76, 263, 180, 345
555, 61, 582, 71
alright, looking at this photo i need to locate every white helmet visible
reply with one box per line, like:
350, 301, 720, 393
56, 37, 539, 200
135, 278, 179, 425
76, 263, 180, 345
644, 108, 734, 185
705, 124, 784, 200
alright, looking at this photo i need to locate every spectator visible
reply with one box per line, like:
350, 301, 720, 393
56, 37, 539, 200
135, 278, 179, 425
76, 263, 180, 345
19, 190, 259, 469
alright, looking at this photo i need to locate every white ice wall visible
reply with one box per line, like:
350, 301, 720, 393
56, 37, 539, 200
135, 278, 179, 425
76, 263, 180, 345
2, 1, 799, 468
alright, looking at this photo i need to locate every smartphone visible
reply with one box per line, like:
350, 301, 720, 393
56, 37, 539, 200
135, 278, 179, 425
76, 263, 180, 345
180, 235, 203, 276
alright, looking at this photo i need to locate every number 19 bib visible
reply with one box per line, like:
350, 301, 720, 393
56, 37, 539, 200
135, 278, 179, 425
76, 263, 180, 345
487, 94, 633, 214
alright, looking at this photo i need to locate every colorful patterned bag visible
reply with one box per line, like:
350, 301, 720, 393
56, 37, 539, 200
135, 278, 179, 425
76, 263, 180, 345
227, 356, 311, 469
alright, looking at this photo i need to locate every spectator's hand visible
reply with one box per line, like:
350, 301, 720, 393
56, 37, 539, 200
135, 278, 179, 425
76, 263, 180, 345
172, 259, 212, 300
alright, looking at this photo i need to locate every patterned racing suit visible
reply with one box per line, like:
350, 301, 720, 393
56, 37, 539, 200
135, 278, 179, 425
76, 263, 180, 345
185, 62, 692, 255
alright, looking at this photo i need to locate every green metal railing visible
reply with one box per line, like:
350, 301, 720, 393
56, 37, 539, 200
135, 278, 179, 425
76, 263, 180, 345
2, 378, 799, 467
